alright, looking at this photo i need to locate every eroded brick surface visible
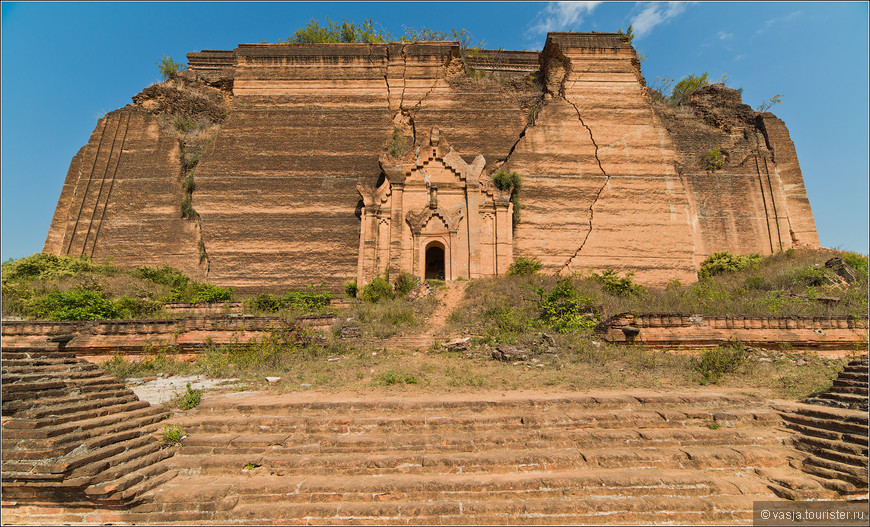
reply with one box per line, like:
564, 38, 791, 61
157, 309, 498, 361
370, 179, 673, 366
43, 33, 819, 292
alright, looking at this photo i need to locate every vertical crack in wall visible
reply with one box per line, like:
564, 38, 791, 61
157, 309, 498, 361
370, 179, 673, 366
398, 44, 408, 113
378, 44, 392, 114
561, 95, 610, 273
497, 92, 547, 169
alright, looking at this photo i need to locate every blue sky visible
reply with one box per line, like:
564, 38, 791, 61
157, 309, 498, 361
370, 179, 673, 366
2, 1, 868, 262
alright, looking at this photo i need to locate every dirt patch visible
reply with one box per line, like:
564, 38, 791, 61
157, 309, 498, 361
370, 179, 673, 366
128, 374, 241, 405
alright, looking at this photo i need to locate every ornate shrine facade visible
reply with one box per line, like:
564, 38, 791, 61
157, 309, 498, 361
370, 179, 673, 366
356, 129, 514, 284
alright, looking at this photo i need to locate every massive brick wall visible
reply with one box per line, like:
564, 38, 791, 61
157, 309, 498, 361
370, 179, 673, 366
43, 108, 202, 277
507, 33, 698, 284
44, 33, 819, 292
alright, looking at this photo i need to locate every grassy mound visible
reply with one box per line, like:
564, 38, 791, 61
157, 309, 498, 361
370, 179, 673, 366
448, 248, 867, 347
2, 253, 233, 320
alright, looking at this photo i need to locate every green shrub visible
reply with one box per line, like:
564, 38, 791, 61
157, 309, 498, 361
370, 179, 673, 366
361, 275, 394, 303
692, 342, 747, 385
1, 253, 112, 281
698, 252, 762, 280
507, 256, 542, 276
26, 289, 119, 321
156, 55, 186, 80
756, 94, 783, 112
180, 195, 197, 219
162, 281, 233, 303
114, 295, 163, 319
592, 269, 646, 297
671, 72, 709, 106
177, 383, 202, 410
743, 276, 769, 291
282, 17, 390, 44
386, 127, 407, 158
133, 265, 190, 289
492, 169, 521, 191
705, 147, 724, 171
182, 147, 202, 170
182, 173, 196, 193
788, 266, 830, 287
284, 285, 332, 310
345, 280, 359, 298
485, 305, 532, 335
842, 252, 869, 277
537, 279, 599, 333
245, 293, 284, 313
173, 116, 198, 133
394, 271, 417, 297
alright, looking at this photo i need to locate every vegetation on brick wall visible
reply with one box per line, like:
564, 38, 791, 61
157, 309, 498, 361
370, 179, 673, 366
704, 147, 725, 171
756, 94, 783, 112
156, 55, 186, 80
492, 169, 524, 225
279, 18, 485, 78
280, 17, 390, 44
385, 127, 407, 158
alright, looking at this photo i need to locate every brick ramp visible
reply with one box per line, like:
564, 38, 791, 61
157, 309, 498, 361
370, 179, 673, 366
1, 347, 175, 509
13, 390, 848, 525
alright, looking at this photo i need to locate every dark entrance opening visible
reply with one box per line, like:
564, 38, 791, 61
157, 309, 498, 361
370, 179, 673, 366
425, 243, 445, 280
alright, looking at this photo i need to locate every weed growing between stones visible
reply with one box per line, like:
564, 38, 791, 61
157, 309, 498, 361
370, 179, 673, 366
177, 383, 202, 410
161, 424, 184, 446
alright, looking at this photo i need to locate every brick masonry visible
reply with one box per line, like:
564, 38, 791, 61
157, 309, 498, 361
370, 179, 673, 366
44, 33, 820, 292
595, 313, 868, 356
0, 314, 337, 356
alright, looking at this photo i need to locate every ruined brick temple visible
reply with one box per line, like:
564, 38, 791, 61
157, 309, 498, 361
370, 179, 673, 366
44, 33, 819, 292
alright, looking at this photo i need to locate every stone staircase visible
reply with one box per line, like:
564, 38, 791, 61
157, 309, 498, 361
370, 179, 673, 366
774, 354, 869, 500
99, 390, 836, 525
805, 355, 869, 411
1, 346, 175, 509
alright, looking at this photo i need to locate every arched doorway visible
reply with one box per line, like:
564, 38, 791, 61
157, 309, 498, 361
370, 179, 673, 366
425, 242, 446, 280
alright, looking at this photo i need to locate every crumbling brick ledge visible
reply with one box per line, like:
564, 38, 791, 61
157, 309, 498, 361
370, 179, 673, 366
594, 313, 869, 358
0, 314, 337, 356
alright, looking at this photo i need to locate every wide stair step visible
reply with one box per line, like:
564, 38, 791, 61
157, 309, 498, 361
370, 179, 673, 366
133, 470, 773, 524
